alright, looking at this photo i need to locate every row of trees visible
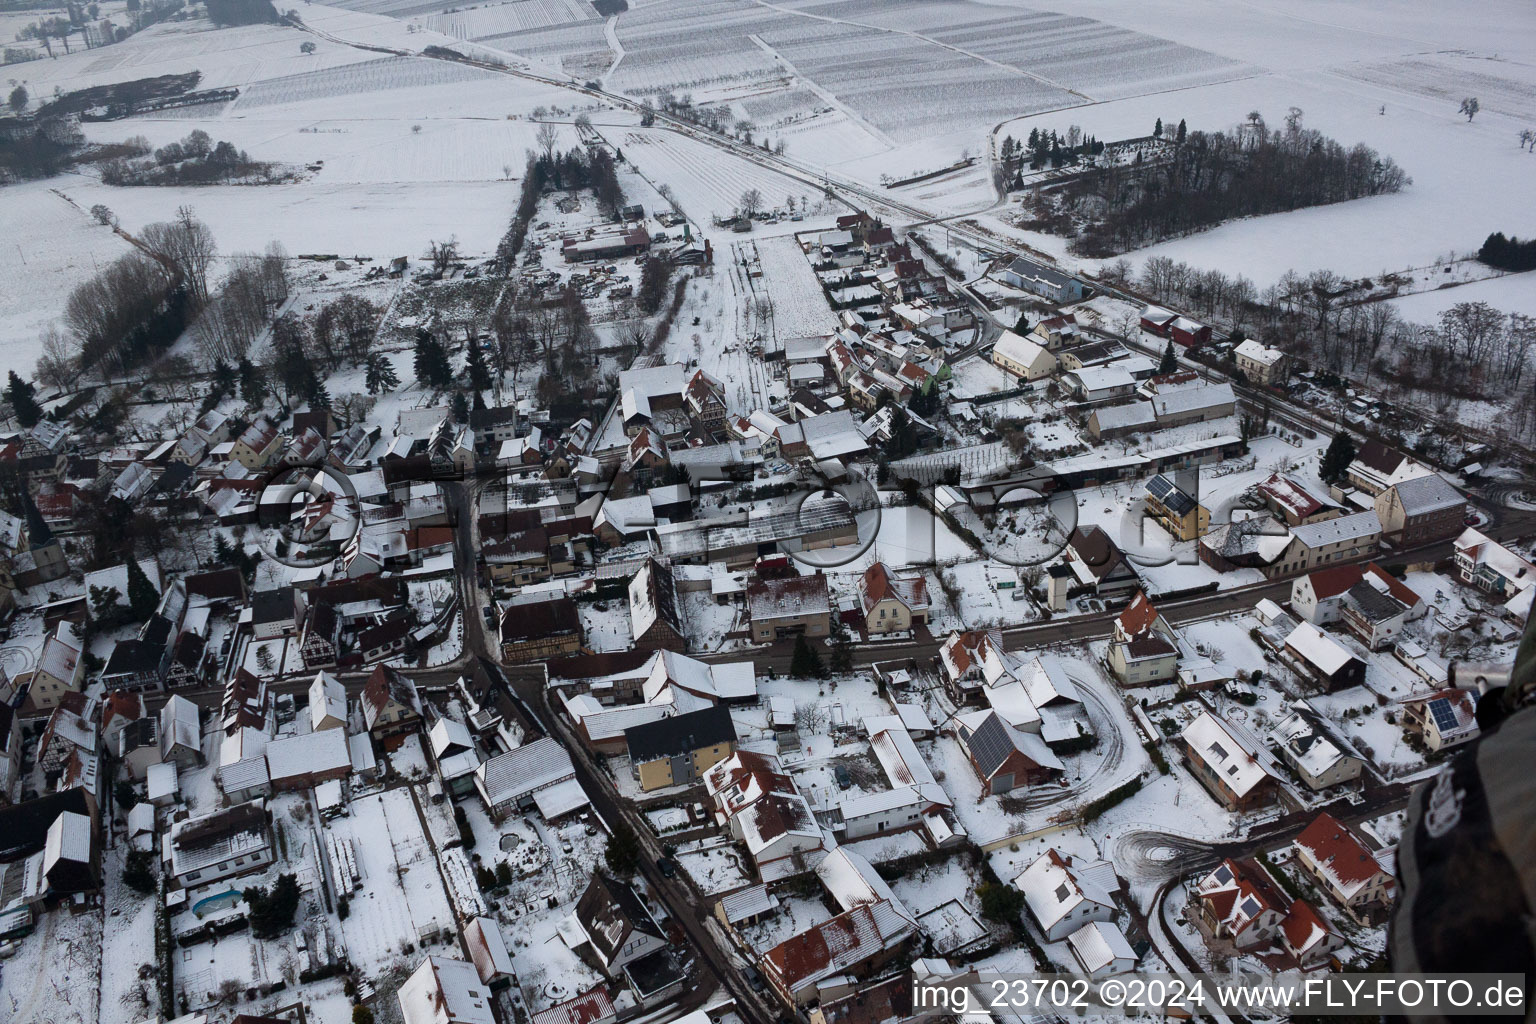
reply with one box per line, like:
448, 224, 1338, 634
1478, 232, 1536, 273
206, 0, 278, 27
193, 245, 290, 363
100, 128, 275, 186
1056, 110, 1410, 255
1126, 250, 1536, 436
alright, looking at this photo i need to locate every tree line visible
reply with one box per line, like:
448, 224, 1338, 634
1045, 109, 1409, 256
205, 0, 278, 27
99, 127, 277, 185
1122, 253, 1536, 436
493, 126, 625, 271
1478, 232, 1536, 273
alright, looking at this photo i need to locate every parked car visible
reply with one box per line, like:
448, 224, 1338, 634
657, 857, 677, 879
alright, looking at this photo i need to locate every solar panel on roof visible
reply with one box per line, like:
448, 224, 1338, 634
1213, 865, 1232, 884
1428, 698, 1460, 733
967, 714, 1018, 777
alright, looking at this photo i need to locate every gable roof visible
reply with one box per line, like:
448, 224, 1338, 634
1386, 473, 1463, 516
860, 562, 928, 615
1294, 812, 1387, 899
1117, 590, 1162, 637
624, 704, 737, 763
1181, 711, 1273, 798
1302, 563, 1364, 601
362, 664, 421, 728
575, 872, 664, 964
963, 711, 1064, 778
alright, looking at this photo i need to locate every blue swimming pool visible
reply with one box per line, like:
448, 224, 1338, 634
191, 888, 243, 917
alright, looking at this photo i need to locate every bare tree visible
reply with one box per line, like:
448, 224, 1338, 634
426, 237, 460, 278
1459, 97, 1480, 122
141, 206, 217, 303
535, 122, 559, 164
738, 187, 763, 219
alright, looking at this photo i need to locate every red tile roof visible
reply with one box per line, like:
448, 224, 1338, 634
1305, 564, 1364, 601
1294, 813, 1383, 887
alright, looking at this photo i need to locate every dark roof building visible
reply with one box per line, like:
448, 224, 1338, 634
625, 705, 737, 764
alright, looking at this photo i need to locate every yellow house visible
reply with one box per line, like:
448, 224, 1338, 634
625, 705, 737, 791
1145, 473, 1209, 541
990, 330, 1057, 382
229, 418, 281, 470
859, 562, 930, 635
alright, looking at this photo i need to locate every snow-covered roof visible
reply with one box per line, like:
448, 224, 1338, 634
1234, 339, 1285, 366
992, 330, 1052, 368
718, 883, 780, 923
1289, 510, 1381, 550
1015, 849, 1116, 932
265, 729, 350, 783
1149, 381, 1234, 418
476, 738, 575, 807
1284, 620, 1361, 675
1275, 711, 1355, 780
309, 671, 347, 731
147, 761, 178, 802
1180, 711, 1273, 798
398, 956, 495, 1024
815, 847, 916, 925
44, 809, 93, 868
464, 916, 515, 984
532, 777, 590, 820
1387, 473, 1463, 515
1455, 526, 1536, 591
1068, 920, 1136, 974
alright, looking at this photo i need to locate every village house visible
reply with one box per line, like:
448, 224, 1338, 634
1453, 526, 1536, 616
27, 621, 84, 711
474, 737, 582, 820
1273, 710, 1364, 791
1337, 565, 1427, 649
1284, 620, 1367, 691
1193, 858, 1343, 966
264, 728, 351, 791
229, 417, 282, 470
1143, 473, 1208, 541
760, 894, 914, 1006
1108, 592, 1179, 686
1015, 848, 1119, 941
309, 670, 348, 731
500, 595, 584, 663
999, 256, 1085, 303
859, 562, 929, 635
398, 955, 495, 1024
629, 557, 687, 652
746, 573, 831, 642
1399, 688, 1479, 751
1233, 339, 1289, 385
990, 330, 1057, 381
624, 704, 737, 791
1344, 440, 1438, 497
1180, 710, 1278, 811
571, 872, 669, 977
1373, 474, 1466, 546
165, 800, 274, 890
702, 750, 827, 881
362, 664, 423, 741
1257, 472, 1345, 527
1293, 812, 1395, 923
956, 710, 1064, 795
1058, 526, 1141, 601
1272, 510, 1382, 577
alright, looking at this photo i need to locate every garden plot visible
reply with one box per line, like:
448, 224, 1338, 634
101, 849, 161, 1021
739, 235, 840, 338
421, 0, 597, 41
332, 789, 456, 972
2, 901, 102, 1024
675, 837, 755, 895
